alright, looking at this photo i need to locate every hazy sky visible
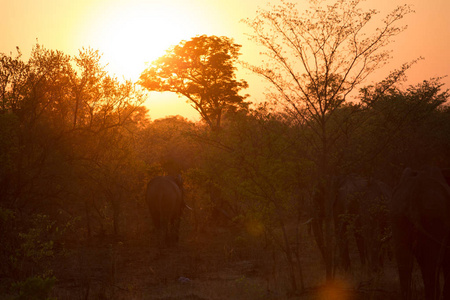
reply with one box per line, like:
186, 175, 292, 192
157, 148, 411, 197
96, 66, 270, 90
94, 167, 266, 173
1, 0, 449, 120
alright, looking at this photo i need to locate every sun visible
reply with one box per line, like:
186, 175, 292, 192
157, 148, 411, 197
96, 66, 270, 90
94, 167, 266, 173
85, 1, 203, 81
76, 0, 220, 120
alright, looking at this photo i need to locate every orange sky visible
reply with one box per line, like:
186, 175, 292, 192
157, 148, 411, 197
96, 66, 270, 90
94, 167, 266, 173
1, 0, 449, 120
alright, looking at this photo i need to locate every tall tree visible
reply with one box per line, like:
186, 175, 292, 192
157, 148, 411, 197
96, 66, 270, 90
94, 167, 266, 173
139, 35, 249, 131
0, 44, 146, 238
0, 44, 149, 287
245, 0, 413, 279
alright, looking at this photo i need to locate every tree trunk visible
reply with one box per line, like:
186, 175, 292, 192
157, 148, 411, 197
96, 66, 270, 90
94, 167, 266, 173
279, 218, 298, 293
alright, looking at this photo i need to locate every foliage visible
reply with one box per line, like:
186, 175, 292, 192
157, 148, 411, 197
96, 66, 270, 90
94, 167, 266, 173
0, 44, 147, 292
245, 0, 414, 280
139, 35, 249, 131
137, 115, 199, 175
359, 77, 450, 176
191, 108, 313, 292
12, 275, 56, 300
245, 0, 412, 121
17, 215, 57, 263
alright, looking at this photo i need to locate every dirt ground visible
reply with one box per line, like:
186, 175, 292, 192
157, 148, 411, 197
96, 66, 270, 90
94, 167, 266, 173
49, 224, 419, 300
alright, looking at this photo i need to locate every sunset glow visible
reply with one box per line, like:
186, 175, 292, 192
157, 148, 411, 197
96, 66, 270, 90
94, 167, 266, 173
1, 0, 449, 120
70, 0, 226, 120
83, 1, 205, 81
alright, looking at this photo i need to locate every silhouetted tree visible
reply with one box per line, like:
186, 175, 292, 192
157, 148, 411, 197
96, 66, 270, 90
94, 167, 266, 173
139, 35, 249, 131
0, 44, 146, 287
359, 77, 450, 175
245, 0, 413, 280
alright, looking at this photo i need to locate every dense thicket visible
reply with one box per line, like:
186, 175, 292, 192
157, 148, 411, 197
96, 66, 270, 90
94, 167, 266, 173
0, 45, 149, 292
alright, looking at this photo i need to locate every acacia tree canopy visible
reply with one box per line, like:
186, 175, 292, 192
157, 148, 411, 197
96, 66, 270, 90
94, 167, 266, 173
139, 35, 249, 131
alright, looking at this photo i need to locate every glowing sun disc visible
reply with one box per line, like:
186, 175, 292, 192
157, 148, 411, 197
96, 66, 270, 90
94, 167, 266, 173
86, 1, 202, 81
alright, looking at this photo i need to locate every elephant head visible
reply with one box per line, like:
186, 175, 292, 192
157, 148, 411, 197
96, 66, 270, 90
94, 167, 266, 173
146, 175, 185, 246
310, 175, 391, 273
391, 166, 450, 300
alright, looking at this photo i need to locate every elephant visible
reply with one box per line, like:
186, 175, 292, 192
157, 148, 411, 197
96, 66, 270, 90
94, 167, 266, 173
334, 175, 392, 272
391, 166, 450, 300
146, 175, 184, 246
310, 175, 391, 273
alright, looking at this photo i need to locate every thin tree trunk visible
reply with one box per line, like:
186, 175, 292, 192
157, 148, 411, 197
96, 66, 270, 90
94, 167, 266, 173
279, 218, 298, 293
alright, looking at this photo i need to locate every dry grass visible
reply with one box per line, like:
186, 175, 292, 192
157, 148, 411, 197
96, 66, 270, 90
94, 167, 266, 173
48, 223, 422, 299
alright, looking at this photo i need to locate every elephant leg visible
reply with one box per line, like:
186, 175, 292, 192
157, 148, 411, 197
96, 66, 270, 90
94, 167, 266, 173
397, 250, 414, 300
164, 223, 171, 246
340, 237, 351, 271
166, 217, 180, 246
442, 255, 450, 300
153, 226, 163, 248
440, 234, 450, 299
354, 213, 366, 267
150, 209, 162, 245
312, 219, 326, 260
173, 217, 181, 243
152, 221, 164, 247
155, 220, 168, 247
416, 244, 440, 300
157, 228, 165, 248
393, 224, 414, 300
336, 221, 351, 271
443, 254, 450, 300
354, 228, 366, 268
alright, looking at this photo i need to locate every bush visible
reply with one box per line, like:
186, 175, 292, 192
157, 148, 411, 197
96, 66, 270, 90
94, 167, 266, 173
13, 275, 56, 300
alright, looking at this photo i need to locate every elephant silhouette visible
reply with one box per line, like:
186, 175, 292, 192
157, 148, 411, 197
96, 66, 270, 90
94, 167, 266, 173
334, 175, 391, 272
391, 166, 450, 299
146, 175, 184, 247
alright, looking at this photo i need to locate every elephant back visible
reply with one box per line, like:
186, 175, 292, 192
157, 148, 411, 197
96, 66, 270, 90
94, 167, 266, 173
336, 175, 390, 211
393, 166, 450, 237
146, 176, 183, 221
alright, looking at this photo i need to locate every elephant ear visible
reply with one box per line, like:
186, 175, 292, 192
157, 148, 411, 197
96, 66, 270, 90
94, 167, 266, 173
167, 174, 183, 189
